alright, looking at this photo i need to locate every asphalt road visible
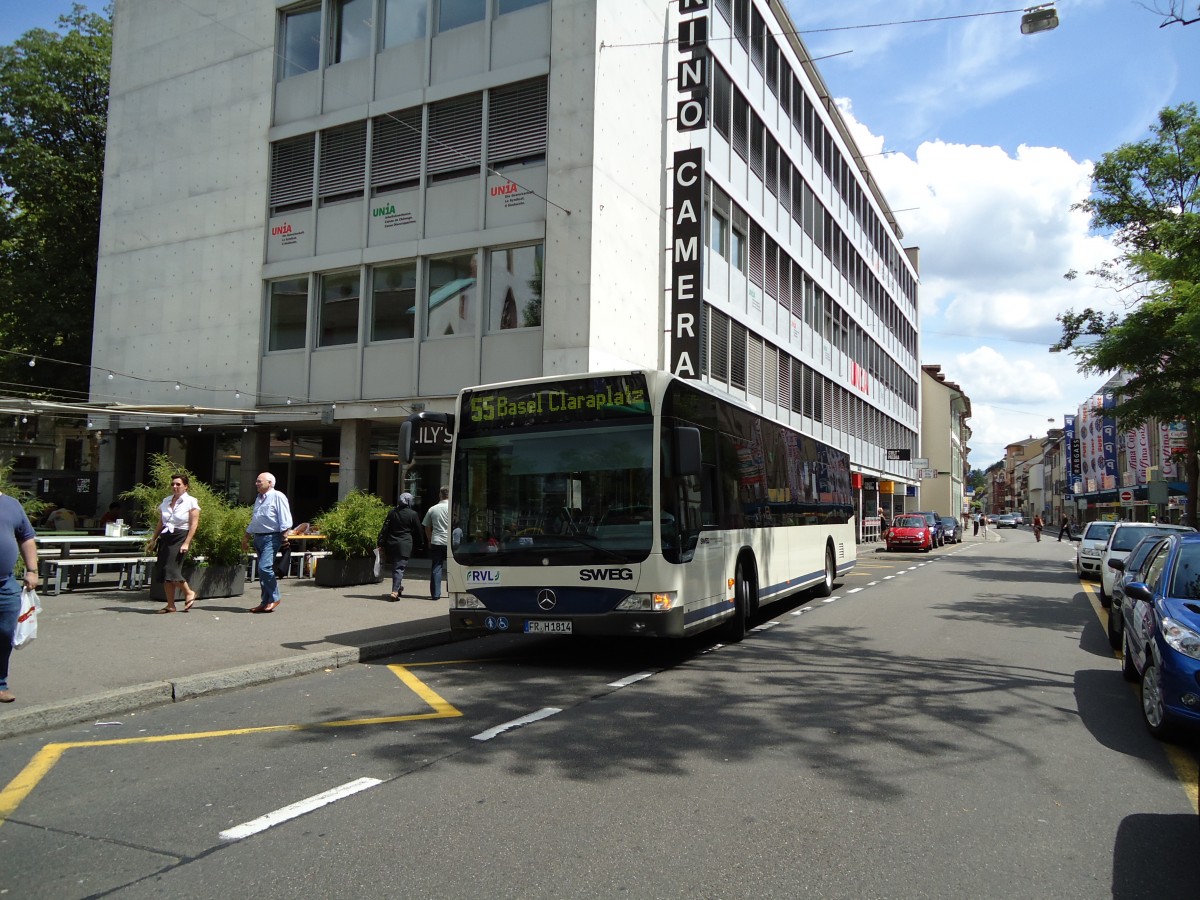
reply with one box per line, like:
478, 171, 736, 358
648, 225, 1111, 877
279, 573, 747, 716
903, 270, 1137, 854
1, 529, 1196, 898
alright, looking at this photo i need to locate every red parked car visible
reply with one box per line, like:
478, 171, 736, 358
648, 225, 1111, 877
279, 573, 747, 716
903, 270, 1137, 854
886, 514, 933, 553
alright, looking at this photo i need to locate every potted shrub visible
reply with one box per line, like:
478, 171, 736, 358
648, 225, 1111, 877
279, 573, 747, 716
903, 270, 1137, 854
124, 454, 252, 599
312, 489, 388, 587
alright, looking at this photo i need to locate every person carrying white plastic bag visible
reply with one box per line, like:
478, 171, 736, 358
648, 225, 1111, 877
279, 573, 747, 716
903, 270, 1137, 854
13, 587, 40, 648
1, 488, 40, 703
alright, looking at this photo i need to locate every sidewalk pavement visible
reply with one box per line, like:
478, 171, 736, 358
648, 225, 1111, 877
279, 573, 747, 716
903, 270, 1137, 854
1, 559, 462, 740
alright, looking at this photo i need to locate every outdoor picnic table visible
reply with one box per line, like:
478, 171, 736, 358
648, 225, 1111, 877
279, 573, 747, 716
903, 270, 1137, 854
34, 534, 154, 595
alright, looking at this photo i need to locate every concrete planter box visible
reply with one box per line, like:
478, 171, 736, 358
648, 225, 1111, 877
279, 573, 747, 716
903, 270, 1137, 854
150, 564, 246, 600
314, 556, 382, 587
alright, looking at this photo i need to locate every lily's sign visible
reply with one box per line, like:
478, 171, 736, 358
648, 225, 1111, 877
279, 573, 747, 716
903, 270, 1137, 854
670, 0, 708, 380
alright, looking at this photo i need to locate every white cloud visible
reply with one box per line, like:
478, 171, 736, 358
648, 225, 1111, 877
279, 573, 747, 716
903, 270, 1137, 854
836, 102, 1122, 466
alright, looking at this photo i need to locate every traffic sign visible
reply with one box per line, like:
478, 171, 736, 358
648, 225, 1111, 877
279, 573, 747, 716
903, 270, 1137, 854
1119, 489, 1134, 503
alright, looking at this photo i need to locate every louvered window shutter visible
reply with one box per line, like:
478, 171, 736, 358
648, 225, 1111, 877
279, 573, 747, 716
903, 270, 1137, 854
730, 320, 747, 390
270, 135, 315, 211
488, 78, 547, 166
427, 93, 483, 178
319, 123, 367, 200
372, 108, 422, 192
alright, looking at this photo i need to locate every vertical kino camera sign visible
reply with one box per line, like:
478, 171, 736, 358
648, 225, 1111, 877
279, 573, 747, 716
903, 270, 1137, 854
671, 0, 708, 379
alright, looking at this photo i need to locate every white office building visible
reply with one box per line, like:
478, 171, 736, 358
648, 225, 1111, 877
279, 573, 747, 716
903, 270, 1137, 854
89, 0, 921, 524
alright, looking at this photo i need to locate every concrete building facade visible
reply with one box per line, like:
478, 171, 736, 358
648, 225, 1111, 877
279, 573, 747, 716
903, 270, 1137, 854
919, 364, 970, 519
89, 0, 922, 524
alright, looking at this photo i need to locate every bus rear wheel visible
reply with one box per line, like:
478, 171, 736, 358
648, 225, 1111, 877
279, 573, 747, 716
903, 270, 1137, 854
813, 545, 835, 597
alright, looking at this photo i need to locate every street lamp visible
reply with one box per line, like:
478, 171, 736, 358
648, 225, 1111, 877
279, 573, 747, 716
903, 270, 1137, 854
1021, 4, 1059, 34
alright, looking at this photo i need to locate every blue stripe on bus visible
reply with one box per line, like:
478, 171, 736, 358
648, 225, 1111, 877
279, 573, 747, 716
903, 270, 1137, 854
685, 597, 733, 624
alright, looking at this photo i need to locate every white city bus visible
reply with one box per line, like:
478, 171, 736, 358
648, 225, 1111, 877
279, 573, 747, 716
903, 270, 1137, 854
405, 370, 856, 641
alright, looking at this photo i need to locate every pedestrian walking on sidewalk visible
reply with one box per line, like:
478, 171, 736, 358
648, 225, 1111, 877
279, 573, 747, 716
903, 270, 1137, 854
378, 492, 425, 600
0, 490, 39, 704
149, 473, 200, 613
423, 486, 450, 601
1032, 513, 1043, 542
242, 472, 292, 613
1058, 516, 1070, 541
980, 515, 989, 537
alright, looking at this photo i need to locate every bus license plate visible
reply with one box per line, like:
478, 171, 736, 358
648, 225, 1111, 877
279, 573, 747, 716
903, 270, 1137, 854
525, 620, 572, 634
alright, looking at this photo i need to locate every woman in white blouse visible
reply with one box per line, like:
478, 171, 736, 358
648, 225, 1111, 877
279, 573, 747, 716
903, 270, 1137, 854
149, 473, 201, 613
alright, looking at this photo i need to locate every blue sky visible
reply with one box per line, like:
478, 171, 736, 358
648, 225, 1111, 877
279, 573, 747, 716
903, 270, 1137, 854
6, 1, 1199, 467
788, 0, 1200, 466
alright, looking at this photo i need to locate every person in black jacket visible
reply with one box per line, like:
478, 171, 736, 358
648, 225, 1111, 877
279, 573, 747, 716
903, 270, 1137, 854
378, 492, 425, 600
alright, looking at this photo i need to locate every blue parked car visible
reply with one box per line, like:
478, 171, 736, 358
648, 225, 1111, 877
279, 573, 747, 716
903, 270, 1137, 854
939, 516, 962, 544
1119, 532, 1200, 740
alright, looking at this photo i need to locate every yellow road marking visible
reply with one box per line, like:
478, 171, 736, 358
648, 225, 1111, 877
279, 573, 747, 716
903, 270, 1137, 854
1080, 580, 1199, 815
0, 665, 460, 827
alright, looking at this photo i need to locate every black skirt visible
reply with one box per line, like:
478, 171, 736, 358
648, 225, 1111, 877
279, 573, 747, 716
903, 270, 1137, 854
154, 530, 189, 582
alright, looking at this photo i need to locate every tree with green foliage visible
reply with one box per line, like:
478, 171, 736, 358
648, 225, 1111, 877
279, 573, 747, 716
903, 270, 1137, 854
1054, 103, 1200, 526
0, 459, 49, 520
0, 4, 111, 399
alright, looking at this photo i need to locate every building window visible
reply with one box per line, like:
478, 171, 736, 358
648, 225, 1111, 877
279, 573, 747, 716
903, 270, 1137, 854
383, 0, 427, 48
438, 0, 485, 32
427, 252, 476, 336
371, 261, 417, 341
731, 225, 746, 273
279, 4, 321, 80
488, 78, 548, 169
427, 93, 482, 182
270, 135, 315, 213
332, 0, 372, 64
497, 0, 546, 12
318, 270, 360, 347
712, 65, 731, 141
268, 278, 309, 351
488, 243, 542, 330
710, 209, 727, 258
319, 123, 367, 203
372, 108, 422, 193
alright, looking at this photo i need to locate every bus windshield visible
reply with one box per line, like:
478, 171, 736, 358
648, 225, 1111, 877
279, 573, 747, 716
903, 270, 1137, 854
452, 422, 655, 565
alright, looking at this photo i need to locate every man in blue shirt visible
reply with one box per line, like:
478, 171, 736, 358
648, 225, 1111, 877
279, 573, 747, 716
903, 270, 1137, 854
1, 491, 39, 702
242, 472, 293, 613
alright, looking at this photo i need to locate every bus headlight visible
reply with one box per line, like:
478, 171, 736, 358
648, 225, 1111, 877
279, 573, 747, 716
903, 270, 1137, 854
453, 593, 485, 609
616, 592, 678, 612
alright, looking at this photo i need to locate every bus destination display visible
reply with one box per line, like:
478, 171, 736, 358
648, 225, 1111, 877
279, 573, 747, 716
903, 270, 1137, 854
462, 374, 651, 431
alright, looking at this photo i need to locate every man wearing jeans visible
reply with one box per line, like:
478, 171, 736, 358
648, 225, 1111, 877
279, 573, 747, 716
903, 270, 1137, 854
242, 472, 292, 613
0, 490, 39, 703
422, 485, 450, 601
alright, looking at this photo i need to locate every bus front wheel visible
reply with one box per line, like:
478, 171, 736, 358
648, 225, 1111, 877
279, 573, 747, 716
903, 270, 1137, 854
720, 560, 754, 643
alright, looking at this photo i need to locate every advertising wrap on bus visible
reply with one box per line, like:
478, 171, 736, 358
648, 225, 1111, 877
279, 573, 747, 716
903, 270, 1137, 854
444, 370, 856, 640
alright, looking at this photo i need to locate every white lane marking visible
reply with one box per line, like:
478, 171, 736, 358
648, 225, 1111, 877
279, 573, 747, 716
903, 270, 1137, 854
822, 597, 838, 604
752, 620, 781, 631
609, 671, 656, 687
883, 575, 895, 580
219, 777, 382, 842
472, 707, 562, 741
845, 587, 864, 594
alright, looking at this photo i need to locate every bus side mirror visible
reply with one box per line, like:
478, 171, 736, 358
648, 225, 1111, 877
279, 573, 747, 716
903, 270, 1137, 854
673, 426, 702, 477
401, 412, 455, 463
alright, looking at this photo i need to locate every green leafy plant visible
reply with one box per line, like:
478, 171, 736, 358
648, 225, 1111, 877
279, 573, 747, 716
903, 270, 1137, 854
0, 459, 50, 521
122, 453, 251, 567
314, 490, 388, 560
